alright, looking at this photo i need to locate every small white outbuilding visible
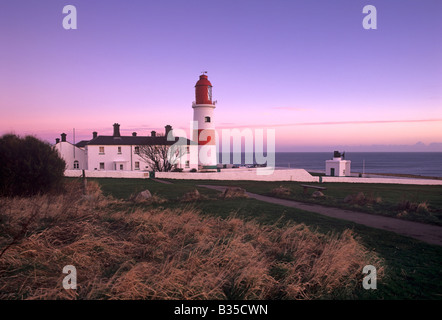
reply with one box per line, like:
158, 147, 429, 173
325, 151, 351, 177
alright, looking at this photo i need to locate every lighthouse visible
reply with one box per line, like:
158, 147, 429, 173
193, 73, 217, 170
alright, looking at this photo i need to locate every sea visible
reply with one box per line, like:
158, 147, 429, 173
220, 152, 442, 177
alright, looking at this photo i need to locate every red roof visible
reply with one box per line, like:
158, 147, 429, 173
195, 74, 212, 87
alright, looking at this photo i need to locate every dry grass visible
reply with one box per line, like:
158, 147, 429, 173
180, 189, 209, 202
270, 186, 291, 197
219, 187, 249, 199
344, 192, 382, 206
396, 199, 430, 219
0, 181, 382, 300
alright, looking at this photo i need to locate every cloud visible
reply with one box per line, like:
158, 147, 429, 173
218, 118, 442, 129
271, 107, 308, 112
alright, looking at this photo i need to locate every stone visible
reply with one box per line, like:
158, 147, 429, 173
131, 190, 152, 203
311, 191, 324, 198
181, 189, 207, 202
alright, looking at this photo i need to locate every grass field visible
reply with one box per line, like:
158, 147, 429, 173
1, 177, 441, 299
183, 180, 442, 225
88, 177, 442, 299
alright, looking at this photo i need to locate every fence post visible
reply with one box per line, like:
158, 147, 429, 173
82, 169, 87, 195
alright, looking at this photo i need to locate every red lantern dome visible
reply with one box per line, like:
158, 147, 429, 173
195, 74, 213, 105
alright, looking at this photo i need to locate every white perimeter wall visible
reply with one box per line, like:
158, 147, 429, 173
64, 169, 442, 185
65, 170, 149, 178
156, 168, 318, 182
322, 176, 442, 185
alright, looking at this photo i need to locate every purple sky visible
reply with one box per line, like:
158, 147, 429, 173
1, 0, 441, 151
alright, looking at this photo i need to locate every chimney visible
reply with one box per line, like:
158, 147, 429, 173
165, 125, 172, 137
132, 132, 137, 137
93, 131, 98, 139
113, 123, 121, 137
61, 133, 67, 142
56, 138, 60, 144
151, 131, 156, 137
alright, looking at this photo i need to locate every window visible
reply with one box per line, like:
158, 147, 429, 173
120, 164, 124, 170
134, 146, 140, 154
205, 116, 211, 123
185, 160, 190, 168
118, 146, 122, 154
100, 162, 105, 170
135, 162, 140, 170
186, 146, 190, 154
73, 160, 79, 169
99, 146, 105, 154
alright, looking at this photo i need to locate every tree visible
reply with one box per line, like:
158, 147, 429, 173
0, 134, 66, 196
137, 137, 186, 172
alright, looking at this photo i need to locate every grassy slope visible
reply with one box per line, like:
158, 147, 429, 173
83, 178, 442, 299
139, 179, 442, 225
193, 180, 442, 225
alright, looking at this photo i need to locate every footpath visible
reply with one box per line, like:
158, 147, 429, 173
199, 185, 442, 246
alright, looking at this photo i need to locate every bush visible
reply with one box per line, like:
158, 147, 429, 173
344, 192, 381, 206
0, 134, 66, 196
270, 186, 291, 197
219, 187, 249, 199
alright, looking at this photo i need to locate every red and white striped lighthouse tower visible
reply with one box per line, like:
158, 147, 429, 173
193, 73, 217, 170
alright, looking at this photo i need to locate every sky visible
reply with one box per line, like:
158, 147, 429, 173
0, 0, 441, 151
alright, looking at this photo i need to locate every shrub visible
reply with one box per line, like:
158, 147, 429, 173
417, 201, 429, 214
397, 199, 430, 217
180, 189, 208, 202
0, 134, 66, 196
219, 187, 249, 199
344, 192, 381, 206
270, 186, 291, 197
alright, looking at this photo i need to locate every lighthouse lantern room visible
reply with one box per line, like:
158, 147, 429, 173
193, 73, 217, 170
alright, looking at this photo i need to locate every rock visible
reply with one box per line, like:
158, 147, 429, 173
311, 191, 324, 198
131, 190, 152, 203
180, 189, 207, 202
343, 192, 366, 205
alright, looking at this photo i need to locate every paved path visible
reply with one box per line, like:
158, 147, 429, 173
199, 185, 442, 246
151, 178, 174, 184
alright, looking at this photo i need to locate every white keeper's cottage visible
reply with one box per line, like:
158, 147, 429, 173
54, 73, 218, 174
55, 124, 197, 173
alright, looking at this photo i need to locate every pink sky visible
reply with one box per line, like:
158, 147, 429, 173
1, 1, 441, 151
